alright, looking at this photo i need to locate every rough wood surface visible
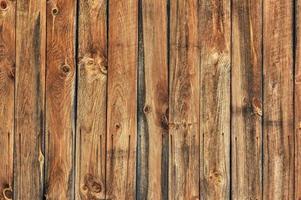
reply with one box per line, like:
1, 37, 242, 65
14, 0, 46, 199
263, 0, 294, 199
169, 0, 200, 199
231, 0, 263, 199
137, 0, 168, 199
45, 0, 76, 199
75, 0, 107, 199
199, 0, 231, 199
106, 0, 138, 199
296, 1, 301, 199
0, 0, 15, 199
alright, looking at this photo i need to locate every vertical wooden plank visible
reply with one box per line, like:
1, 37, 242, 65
231, 0, 262, 199
296, 0, 301, 199
75, 0, 107, 199
106, 0, 138, 199
0, 0, 15, 199
137, 0, 168, 199
169, 0, 200, 199
14, 0, 46, 199
263, 0, 294, 199
199, 0, 231, 199
45, 0, 76, 199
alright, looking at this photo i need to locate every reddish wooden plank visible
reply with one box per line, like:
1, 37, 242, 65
106, 0, 138, 199
45, 0, 76, 199
169, 0, 200, 199
199, 0, 231, 199
0, 0, 15, 199
231, 0, 263, 199
75, 0, 107, 199
14, 0, 46, 199
263, 0, 294, 199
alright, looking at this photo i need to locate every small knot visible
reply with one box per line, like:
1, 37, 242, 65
115, 123, 121, 129
143, 105, 151, 114
0, 0, 8, 11
3, 187, 13, 200
61, 64, 70, 74
52, 7, 59, 15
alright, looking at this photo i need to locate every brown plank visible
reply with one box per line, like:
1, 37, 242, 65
231, 0, 262, 199
169, 0, 200, 199
296, 0, 301, 199
263, 0, 294, 199
136, 0, 168, 199
0, 0, 15, 199
45, 0, 76, 199
14, 0, 46, 199
75, 0, 107, 199
106, 0, 138, 199
199, 0, 231, 199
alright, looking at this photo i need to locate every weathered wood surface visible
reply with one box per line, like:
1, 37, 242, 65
263, 0, 294, 199
75, 0, 107, 199
231, 0, 263, 199
45, 0, 76, 199
0, 0, 15, 199
296, 1, 301, 200
106, 0, 138, 199
14, 0, 46, 199
169, 0, 200, 199
199, 0, 231, 199
137, 0, 168, 199
0, 0, 300, 199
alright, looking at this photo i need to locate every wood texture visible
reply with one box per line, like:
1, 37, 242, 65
14, 0, 46, 199
106, 0, 138, 199
0, 0, 15, 199
296, 0, 301, 199
199, 0, 231, 199
75, 0, 107, 199
45, 0, 76, 199
231, 0, 263, 199
169, 0, 200, 199
263, 0, 294, 199
137, 0, 168, 199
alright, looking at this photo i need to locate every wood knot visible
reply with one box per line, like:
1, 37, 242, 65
79, 55, 107, 82
143, 105, 151, 114
0, 0, 8, 11
3, 187, 13, 200
115, 123, 121, 129
252, 97, 262, 116
61, 64, 71, 75
52, 7, 59, 15
81, 174, 105, 200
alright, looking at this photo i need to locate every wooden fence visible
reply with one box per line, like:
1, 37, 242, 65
0, 0, 299, 199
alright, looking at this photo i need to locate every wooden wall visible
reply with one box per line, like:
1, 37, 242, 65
0, 0, 299, 199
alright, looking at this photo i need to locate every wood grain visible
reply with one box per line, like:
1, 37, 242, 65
263, 0, 294, 199
231, 0, 262, 199
45, 0, 76, 199
75, 0, 107, 199
106, 0, 138, 199
14, 0, 46, 199
199, 0, 231, 199
169, 0, 200, 199
296, 0, 301, 199
0, 0, 15, 199
136, 0, 168, 199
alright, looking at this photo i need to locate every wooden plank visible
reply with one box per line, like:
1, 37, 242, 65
296, 0, 301, 199
0, 0, 15, 199
199, 0, 231, 199
45, 0, 76, 199
75, 0, 107, 199
231, 0, 262, 199
136, 0, 168, 199
106, 0, 138, 199
169, 0, 200, 199
14, 0, 46, 199
263, 0, 294, 199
